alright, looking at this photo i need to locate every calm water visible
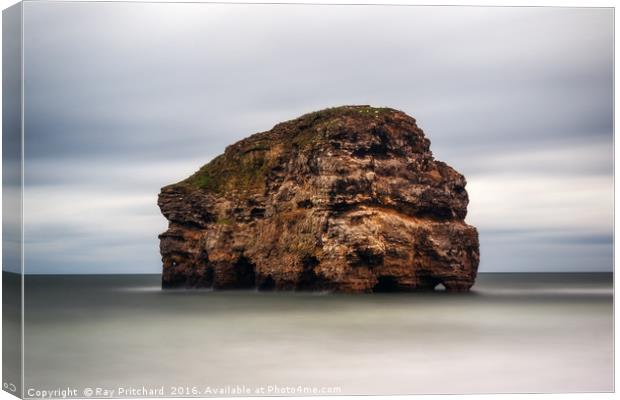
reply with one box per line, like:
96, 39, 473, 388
20, 273, 613, 397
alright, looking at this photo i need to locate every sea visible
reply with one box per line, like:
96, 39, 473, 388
10, 273, 614, 397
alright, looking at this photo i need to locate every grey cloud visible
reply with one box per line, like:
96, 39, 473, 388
23, 3, 612, 160
482, 229, 613, 246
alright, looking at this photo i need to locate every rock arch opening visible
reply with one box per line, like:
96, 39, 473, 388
234, 256, 256, 289
258, 276, 276, 291
373, 275, 400, 292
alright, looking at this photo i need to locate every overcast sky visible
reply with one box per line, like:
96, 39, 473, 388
19, 3, 612, 274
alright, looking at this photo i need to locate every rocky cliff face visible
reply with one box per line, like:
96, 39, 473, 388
158, 106, 479, 292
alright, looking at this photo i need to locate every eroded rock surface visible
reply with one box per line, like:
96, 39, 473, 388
158, 106, 479, 292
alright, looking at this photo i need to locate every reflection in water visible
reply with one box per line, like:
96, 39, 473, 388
23, 273, 612, 396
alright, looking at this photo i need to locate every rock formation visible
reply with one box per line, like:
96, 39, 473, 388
158, 106, 479, 292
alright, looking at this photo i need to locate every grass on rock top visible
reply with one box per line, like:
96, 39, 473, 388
178, 106, 399, 194
183, 151, 270, 195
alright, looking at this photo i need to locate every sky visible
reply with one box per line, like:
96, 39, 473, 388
17, 2, 613, 274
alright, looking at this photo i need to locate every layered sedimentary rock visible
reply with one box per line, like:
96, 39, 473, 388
158, 106, 479, 292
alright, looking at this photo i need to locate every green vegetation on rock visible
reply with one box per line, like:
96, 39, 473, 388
178, 105, 396, 194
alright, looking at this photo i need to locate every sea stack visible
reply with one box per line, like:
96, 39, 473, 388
158, 106, 479, 292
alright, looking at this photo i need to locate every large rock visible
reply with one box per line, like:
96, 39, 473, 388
158, 106, 479, 292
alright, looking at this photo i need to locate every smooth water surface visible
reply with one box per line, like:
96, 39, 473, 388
22, 273, 613, 396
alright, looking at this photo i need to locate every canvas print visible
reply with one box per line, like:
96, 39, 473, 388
2, 1, 614, 398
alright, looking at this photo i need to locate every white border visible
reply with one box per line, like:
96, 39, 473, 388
0, 1, 615, 400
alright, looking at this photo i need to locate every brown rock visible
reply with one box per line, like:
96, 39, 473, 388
158, 106, 479, 292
